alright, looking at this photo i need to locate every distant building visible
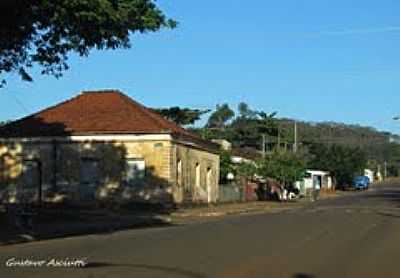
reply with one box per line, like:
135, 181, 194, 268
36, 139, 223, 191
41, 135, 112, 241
212, 140, 261, 187
364, 169, 374, 183
212, 139, 261, 164
389, 136, 400, 144
0, 90, 220, 205
211, 139, 232, 151
296, 170, 333, 196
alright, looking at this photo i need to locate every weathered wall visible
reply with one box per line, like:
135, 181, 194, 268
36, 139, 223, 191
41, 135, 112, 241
0, 139, 174, 204
0, 138, 219, 205
0, 141, 52, 203
114, 140, 174, 203
123, 140, 172, 181
0, 143, 20, 203
172, 143, 220, 204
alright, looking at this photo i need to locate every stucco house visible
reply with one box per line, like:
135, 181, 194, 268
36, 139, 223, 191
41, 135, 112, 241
364, 169, 374, 183
0, 90, 220, 205
295, 170, 333, 196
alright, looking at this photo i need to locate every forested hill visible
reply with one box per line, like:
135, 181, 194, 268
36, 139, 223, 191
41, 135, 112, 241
280, 119, 396, 147
194, 116, 400, 170
156, 104, 400, 174
275, 119, 400, 163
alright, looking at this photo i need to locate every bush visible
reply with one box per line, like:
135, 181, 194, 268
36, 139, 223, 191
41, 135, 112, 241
257, 150, 306, 185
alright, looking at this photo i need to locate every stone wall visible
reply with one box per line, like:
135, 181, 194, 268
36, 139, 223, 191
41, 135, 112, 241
173, 143, 220, 204
0, 139, 174, 204
0, 138, 220, 205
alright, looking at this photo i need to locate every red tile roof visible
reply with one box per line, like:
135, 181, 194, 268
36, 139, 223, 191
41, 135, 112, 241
0, 90, 218, 152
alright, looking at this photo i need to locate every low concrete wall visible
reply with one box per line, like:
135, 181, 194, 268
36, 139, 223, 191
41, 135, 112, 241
218, 185, 243, 203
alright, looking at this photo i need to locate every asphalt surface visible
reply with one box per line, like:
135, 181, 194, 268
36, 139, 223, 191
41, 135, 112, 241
1, 182, 400, 278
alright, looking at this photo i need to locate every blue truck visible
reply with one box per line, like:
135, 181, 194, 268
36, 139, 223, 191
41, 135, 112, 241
353, 176, 371, 190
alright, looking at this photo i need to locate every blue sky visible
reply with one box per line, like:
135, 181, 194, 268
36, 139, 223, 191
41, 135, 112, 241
1, 0, 400, 133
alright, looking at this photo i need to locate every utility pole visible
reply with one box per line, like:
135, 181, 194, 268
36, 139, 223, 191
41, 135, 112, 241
262, 134, 266, 158
294, 120, 298, 153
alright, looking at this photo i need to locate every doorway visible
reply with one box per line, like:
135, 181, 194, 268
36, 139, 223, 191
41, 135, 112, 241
20, 159, 42, 205
207, 167, 212, 203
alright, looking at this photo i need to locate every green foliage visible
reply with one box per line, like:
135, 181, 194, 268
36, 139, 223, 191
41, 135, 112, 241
195, 102, 399, 180
193, 102, 399, 182
196, 102, 278, 150
282, 120, 398, 163
219, 150, 235, 184
154, 107, 210, 126
219, 149, 258, 184
308, 144, 367, 186
257, 150, 306, 184
206, 104, 235, 129
236, 162, 257, 180
387, 162, 400, 177
230, 108, 278, 149
229, 118, 261, 148
0, 0, 177, 84
384, 143, 400, 177
238, 102, 258, 119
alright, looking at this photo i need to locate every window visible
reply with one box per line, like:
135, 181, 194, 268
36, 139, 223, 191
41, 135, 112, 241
22, 160, 41, 189
207, 167, 212, 187
195, 163, 201, 188
20, 160, 41, 203
126, 159, 146, 183
80, 158, 99, 184
207, 167, 213, 202
177, 160, 182, 187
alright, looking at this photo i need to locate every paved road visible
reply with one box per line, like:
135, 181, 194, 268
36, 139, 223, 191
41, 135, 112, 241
1, 182, 400, 278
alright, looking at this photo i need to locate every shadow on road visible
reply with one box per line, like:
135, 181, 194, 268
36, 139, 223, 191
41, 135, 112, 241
365, 188, 400, 208
292, 273, 316, 278
376, 211, 400, 219
0, 203, 178, 245
85, 262, 207, 278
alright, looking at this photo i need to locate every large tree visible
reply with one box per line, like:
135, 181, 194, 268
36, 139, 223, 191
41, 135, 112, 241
229, 107, 278, 149
154, 107, 210, 126
257, 150, 306, 185
238, 102, 258, 119
206, 104, 235, 129
308, 144, 367, 187
0, 0, 177, 84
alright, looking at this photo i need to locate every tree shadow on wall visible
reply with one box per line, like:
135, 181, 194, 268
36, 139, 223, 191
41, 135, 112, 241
0, 117, 178, 244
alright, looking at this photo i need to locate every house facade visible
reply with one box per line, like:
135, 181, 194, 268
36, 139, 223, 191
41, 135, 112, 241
295, 170, 333, 196
364, 169, 374, 183
0, 90, 220, 205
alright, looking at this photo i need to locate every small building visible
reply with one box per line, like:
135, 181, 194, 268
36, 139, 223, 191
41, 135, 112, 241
364, 169, 374, 183
211, 139, 232, 152
0, 90, 220, 205
296, 170, 333, 196
211, 139, 261, 165
231, 147, 261, 165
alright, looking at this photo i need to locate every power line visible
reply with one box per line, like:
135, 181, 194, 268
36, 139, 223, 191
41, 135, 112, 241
3, 91, 32, 115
